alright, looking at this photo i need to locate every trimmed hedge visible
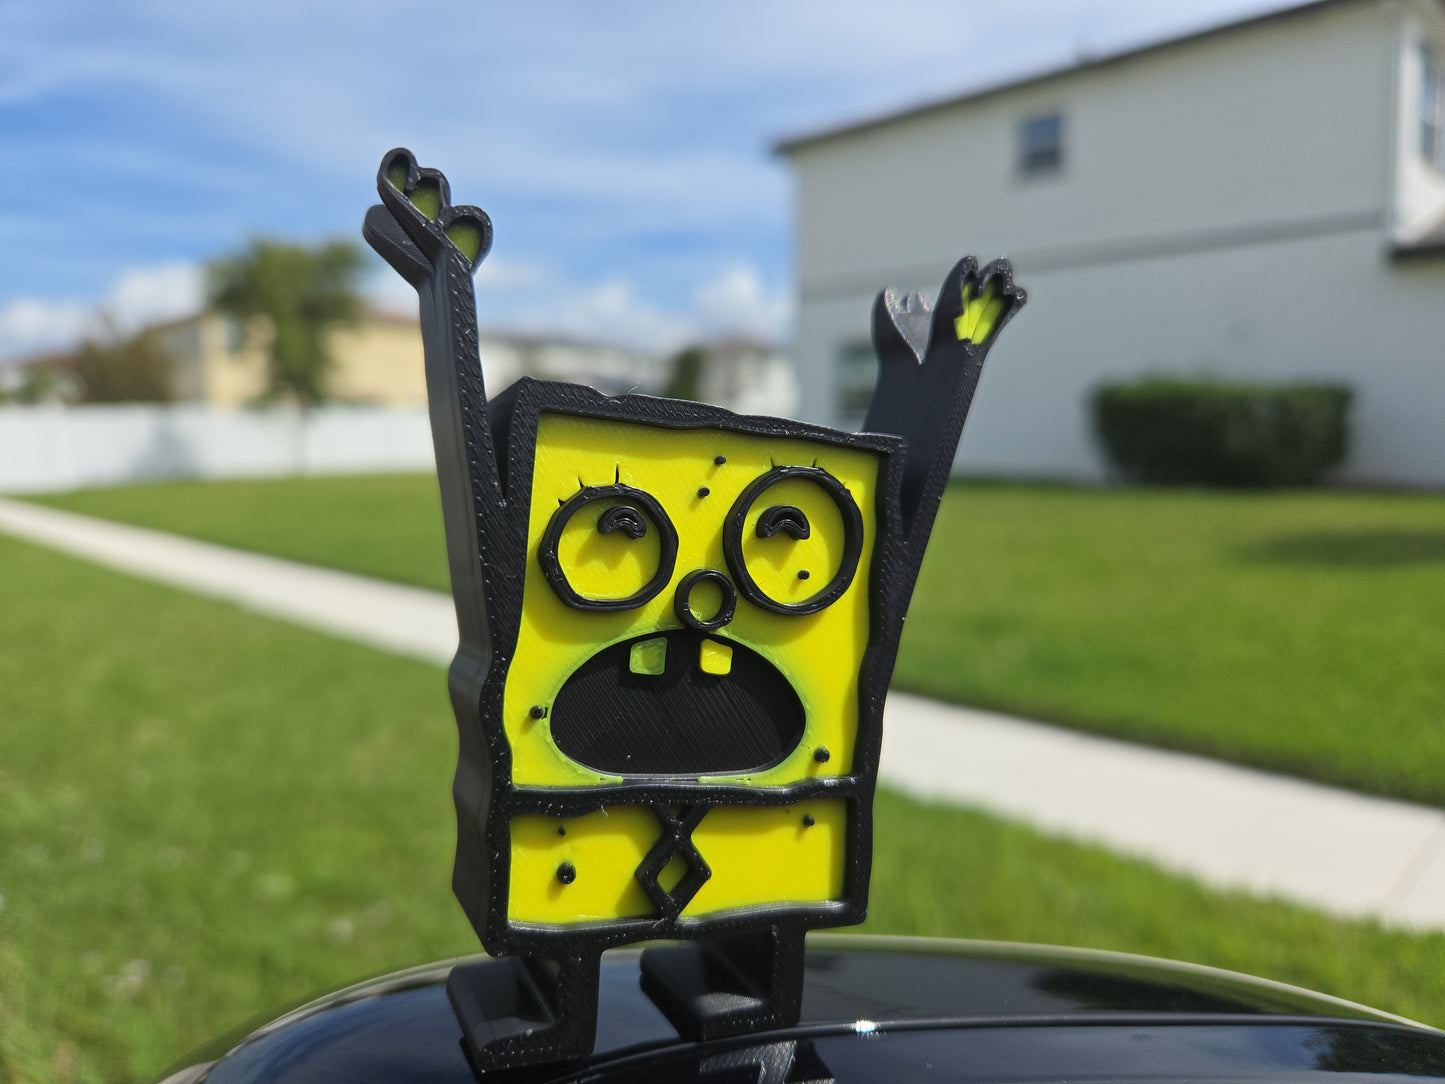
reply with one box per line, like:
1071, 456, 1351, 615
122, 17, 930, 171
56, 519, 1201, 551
1093, 378, 1351, 487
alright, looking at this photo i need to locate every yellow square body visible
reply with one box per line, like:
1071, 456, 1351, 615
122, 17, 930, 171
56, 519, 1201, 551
500, 411, 883, 927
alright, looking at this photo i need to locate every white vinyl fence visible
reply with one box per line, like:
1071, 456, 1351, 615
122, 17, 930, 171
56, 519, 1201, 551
0, 405, 435, 493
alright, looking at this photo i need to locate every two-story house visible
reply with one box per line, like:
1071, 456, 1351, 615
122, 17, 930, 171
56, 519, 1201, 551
778, 0, 1445, 485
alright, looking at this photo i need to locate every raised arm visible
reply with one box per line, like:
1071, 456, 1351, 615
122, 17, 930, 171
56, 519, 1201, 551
363, 148, 501, 653
863, 256, 1025, 552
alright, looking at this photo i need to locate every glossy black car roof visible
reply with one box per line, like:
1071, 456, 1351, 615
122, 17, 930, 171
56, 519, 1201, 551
167, 936, 1445, 1083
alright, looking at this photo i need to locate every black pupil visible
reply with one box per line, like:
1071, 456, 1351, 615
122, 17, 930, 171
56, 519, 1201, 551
756, 504, 810, 541
598, 504, 647, 540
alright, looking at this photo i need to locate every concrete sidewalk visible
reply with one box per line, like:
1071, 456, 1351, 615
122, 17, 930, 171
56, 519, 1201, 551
3, 494, 1442, 931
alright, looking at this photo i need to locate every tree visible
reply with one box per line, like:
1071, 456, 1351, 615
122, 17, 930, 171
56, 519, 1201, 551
663, 345, 707, 402
1, 359, 70, 404
68, 319, 176, 403
206, 238, 363, 406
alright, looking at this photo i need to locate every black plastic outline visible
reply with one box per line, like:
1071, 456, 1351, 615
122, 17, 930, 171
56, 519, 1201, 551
723, 466, 864, 617
363, 146, 1025, 1074
539, 484, 678, 613
673, 569, 737, 632
636, 805, 713, 918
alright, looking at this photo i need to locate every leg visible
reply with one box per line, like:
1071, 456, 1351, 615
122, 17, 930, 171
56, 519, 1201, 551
639, 923, 807, 1041
446, 951, 599, 1073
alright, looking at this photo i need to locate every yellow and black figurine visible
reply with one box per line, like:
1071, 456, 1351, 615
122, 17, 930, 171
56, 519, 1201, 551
363, 148, 1025, 1073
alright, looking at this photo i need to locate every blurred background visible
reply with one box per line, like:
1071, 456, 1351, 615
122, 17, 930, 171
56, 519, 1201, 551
2, 2, 1444, 1081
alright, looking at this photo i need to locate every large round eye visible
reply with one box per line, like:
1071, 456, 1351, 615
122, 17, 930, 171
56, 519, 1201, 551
724, 466, 863, 616
540, 484, 678, 611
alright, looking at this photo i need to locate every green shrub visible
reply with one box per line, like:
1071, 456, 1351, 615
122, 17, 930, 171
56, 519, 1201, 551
1093, 377, 1351, 487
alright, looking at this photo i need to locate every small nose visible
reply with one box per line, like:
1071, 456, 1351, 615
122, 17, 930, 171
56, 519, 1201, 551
674, 569, 737, 632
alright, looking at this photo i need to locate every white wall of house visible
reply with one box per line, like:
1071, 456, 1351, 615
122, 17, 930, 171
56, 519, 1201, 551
786, 0, 1445, 485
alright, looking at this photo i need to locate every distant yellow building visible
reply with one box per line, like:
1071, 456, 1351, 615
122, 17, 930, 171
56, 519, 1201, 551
153, 310, 429, 407
152, 310, 672, 409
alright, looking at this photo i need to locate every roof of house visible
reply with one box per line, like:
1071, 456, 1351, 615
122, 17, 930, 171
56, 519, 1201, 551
774, 0, 1365, 154
132, 306, 662, 357
692, 337, 785, 360
8, 349, 78, 372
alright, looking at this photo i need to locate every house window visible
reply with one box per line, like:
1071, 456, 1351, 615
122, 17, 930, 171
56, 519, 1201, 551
1018, 111, 1064, 176
835, 341, 876, 426
222, 316, 247, 354
1422, 43, 1443, 169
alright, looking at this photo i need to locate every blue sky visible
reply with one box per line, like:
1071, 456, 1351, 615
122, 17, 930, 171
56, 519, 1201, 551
1, 0, 1290, 361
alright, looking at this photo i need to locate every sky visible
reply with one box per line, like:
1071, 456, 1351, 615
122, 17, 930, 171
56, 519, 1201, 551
1, 0, 1296, 362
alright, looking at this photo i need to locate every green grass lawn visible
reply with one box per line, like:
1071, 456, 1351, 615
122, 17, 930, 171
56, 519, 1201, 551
32, 475, 1445, 805
3, 533, 1445, 1083
31, 474, 451, 592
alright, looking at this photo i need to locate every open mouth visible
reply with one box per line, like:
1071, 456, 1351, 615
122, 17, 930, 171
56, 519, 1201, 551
549, 630, 805, 777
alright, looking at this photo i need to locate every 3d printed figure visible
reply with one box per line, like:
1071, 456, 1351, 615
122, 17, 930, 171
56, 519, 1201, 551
364, 148, 1025, 1073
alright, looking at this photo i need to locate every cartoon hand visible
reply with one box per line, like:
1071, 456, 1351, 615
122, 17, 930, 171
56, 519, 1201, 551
933, 256, 1026, 351
864, 255, 1026, 537
363, 147, 493, 286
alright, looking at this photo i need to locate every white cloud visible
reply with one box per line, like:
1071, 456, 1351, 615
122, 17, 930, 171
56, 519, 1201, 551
103, 262, 205, 333
546, 280, 693, 353
365, 256, 549, 319
369, 258, 691, 352
0, 297, 90, 361
477, 259, 547, 290
498, 263, 792, 355
0, 261, 203, 363
692, 266, 792, 344
1, 246, 785, 367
